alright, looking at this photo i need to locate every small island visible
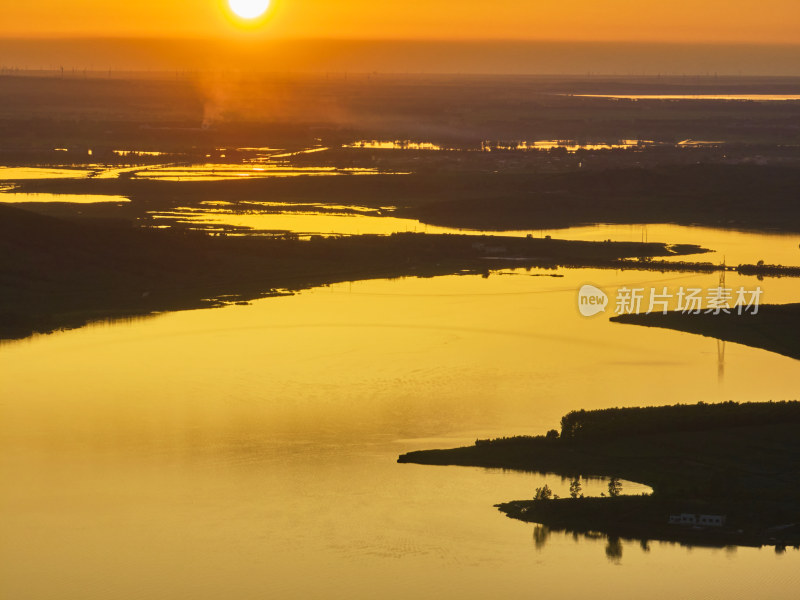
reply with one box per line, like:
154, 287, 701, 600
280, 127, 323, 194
399, 401, 800, 550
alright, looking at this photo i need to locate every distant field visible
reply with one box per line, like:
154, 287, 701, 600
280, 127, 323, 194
2, 73, 800, 152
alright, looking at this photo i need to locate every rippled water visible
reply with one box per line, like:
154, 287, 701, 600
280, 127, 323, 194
1, 264, 799, 599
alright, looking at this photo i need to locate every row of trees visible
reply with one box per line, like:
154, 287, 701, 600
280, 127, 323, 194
534, 477, 621, 501
559, 401, 800, 441
478, 401, 800, 449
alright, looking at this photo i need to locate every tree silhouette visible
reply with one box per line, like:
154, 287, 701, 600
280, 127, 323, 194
608, 477, 622, 497
533, 484, 553, 501
569, 478, 583, 499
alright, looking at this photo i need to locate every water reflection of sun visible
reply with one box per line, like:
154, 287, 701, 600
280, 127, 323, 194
228, 0, 271, 20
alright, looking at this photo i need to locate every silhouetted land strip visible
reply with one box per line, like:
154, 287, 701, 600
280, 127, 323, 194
13, 164, 800, 235
398, 401, 800, 548
565, 259, 800, 277
612, 305, 800, 361
0, 204, 709, 341
398, 164, 800, 234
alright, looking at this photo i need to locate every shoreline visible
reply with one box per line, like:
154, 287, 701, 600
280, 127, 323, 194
398, 401, 800, 550
3, 200, 797, 343
0, 203, 714, 342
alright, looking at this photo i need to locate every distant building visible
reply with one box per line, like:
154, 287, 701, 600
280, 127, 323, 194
699, 514, 727, 527
668, 513, 727, 527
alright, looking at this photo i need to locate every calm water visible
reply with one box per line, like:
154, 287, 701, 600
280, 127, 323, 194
0, 192, 130, 204
150, 205, 448, 236
0, 167, 96, 180
0, 161, 389, 183
1, 259, 799, 599
134, 164, 387, 181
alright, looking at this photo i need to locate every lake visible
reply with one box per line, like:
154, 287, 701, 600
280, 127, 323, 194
1, 259, 799, 599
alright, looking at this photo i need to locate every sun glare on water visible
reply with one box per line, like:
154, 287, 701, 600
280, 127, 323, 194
228, 0, 271, 19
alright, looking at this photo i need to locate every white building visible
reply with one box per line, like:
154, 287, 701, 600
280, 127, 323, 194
698, 514, 727, 527
668, 513, 727, 527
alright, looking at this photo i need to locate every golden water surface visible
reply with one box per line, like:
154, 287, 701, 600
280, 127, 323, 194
1, 259, 799, 599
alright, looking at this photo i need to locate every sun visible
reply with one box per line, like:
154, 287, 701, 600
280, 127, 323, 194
228, 0, 271, 20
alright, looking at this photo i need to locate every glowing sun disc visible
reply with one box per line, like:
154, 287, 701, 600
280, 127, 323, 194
229, 0, 271, 19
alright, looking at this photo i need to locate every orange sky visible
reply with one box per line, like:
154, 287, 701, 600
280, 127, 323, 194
1, 0, 799, 44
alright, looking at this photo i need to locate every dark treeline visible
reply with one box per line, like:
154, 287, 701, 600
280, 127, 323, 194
401, 399, 800, 507
474, 401, 800, 447
560, 401, 800, 440
403, 164, 800, 233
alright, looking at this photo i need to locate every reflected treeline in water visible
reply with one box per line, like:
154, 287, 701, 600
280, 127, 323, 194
532, 524, 551, 550
0, 305, 163, 344
530, 523, 798, 563
605, 536, 623, 563
531, 525, 624, 563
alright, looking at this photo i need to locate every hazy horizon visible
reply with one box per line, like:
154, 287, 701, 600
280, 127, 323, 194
3, 38, 800, 75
